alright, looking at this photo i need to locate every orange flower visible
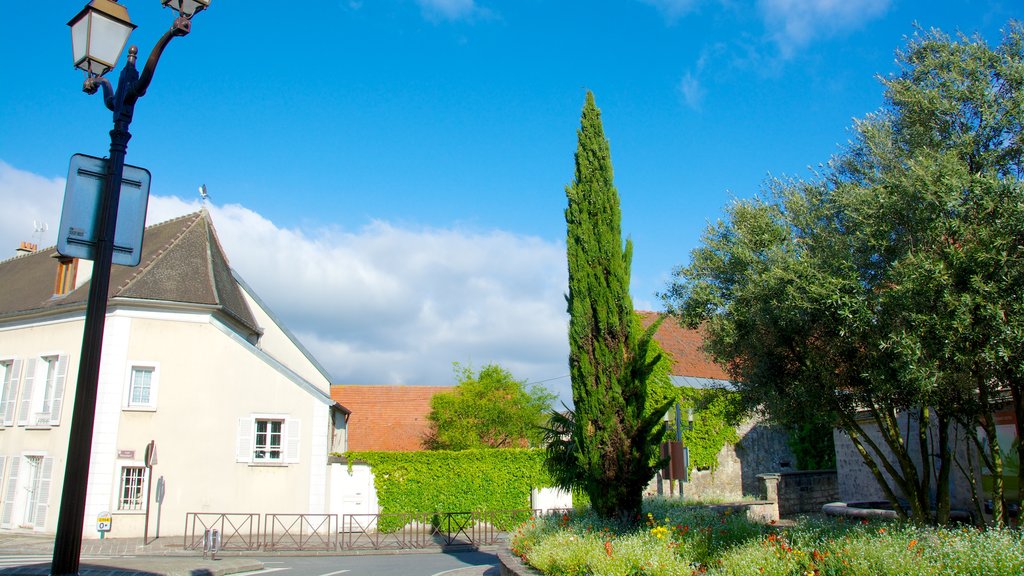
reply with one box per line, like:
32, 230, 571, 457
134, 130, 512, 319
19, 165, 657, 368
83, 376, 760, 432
908, 539, 918, 549
604, 541, 613, 557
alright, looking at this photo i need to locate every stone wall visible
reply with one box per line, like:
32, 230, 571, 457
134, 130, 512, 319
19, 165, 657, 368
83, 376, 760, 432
760, 471, 838, 516
833, 414, 980, 512
647, 413, 796, 500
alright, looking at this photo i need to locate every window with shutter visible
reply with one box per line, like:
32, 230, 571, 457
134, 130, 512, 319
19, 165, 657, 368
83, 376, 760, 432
237, 415, 301, 465
17, 355, 68, 428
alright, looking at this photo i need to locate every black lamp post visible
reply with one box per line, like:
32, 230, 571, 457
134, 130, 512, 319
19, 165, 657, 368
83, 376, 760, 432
53, 2, 209, 575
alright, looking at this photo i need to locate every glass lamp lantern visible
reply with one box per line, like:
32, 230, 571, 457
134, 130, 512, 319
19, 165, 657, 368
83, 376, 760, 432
68, 0, 136, 78
161, 0, 211, 18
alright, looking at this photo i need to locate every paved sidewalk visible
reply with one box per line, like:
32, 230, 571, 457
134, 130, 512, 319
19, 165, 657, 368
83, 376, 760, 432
0, 533, 506, 575
0, 534, 261, 576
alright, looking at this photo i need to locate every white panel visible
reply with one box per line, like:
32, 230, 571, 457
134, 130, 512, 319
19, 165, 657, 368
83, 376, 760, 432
83, 316, 131, 537
236, 418, 253, 463
308, 402, 328, 513
1, 457, 20, 528
1, 359, 22, 426
34, 458, 54, 530
17, 359, 36, 426
285, 419, 301, 464
49, 355, 69, 425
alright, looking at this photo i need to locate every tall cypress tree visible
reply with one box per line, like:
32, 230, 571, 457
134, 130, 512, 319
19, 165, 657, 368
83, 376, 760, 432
549, 91, 667, 521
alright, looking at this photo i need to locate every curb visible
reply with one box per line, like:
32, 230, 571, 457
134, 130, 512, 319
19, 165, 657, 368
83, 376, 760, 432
496, 549, 542, 576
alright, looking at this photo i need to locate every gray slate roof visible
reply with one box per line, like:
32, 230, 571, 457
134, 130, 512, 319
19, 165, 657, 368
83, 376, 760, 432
0, 210, 260, 336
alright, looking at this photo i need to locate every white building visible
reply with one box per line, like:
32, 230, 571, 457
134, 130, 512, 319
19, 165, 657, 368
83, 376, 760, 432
0, 210, 348, 538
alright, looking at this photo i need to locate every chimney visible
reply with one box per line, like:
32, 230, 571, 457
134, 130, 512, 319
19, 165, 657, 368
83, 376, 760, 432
15, 242, 37, 256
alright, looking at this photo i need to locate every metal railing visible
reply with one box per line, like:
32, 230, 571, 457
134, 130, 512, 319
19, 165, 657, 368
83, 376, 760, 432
339, 509, 535, 551
183, 513, 261, 551
264, 513, 338, 551
184, 509, 540, 552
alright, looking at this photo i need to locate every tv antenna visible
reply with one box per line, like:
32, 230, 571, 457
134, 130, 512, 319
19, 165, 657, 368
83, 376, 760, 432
199, 184, 209, 204
32, 220, 48, 246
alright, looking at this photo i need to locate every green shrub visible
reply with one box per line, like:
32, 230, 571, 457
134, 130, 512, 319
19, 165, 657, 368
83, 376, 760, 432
342, 448, 560, 531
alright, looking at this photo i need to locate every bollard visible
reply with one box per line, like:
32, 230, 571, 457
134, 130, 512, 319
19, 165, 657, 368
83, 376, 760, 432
203, 528, 221, 560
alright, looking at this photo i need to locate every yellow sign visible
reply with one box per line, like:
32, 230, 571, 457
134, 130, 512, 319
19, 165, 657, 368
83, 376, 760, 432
96, 512, 112, 532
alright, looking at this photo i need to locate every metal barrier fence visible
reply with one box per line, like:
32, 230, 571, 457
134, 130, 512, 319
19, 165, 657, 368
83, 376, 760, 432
183, 513, 261, 551
339, 509, 536, 551
264, 514, 338, 551
185, 509, 547, 552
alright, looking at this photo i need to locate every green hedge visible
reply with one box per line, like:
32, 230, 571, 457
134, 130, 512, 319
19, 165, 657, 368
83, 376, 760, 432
341, 448, 560, 531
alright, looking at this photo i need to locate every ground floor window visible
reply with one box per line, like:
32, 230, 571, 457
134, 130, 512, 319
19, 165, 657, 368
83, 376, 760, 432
254, 419, 284, 462
118, 466, 145, 511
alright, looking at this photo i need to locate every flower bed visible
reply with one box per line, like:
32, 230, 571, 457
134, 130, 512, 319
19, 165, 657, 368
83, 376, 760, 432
509, 498, 1024, 575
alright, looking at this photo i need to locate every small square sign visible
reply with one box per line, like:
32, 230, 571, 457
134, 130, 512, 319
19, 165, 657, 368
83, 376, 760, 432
57, 154, 151, 267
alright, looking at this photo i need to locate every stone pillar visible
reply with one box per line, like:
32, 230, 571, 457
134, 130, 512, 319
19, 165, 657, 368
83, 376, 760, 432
758, 473, 781, 522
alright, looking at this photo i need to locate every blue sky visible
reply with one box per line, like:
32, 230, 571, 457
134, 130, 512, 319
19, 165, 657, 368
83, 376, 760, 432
0, 0, 1017, 402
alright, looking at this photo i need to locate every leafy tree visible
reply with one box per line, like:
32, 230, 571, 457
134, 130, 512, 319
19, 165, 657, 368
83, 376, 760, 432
423, 363, 555, 451
664, 24, 1024, 525
545, 91, 669, 522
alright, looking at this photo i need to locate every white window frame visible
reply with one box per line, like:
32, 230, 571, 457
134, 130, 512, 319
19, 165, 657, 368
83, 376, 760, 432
254, 418, 284, 462
18, 354, 68, 428
0, 358, 22, 427
115, 463, 148, 513
123, 363, 159, 411
236, 414, 300, 465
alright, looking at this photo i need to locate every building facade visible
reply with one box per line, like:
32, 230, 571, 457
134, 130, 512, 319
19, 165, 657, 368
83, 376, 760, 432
0, 211, 348, 538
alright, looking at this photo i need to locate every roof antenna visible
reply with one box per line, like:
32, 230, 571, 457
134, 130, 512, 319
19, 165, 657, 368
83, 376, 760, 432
32, 220, 48, 246
199, 184, 209, 205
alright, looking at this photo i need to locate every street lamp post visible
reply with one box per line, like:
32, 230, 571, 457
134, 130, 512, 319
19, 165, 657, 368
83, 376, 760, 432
53, 2, 209, 575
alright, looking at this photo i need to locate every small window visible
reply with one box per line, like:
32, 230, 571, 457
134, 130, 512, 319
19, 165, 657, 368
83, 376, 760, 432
118, 466, 146, 511
124, 364, 158, 411
236, 416, 300, 465
129, 368, 153, 407
254, 419, 283, 461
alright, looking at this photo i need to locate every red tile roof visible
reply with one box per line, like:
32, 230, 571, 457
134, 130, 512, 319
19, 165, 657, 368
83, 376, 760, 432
331, 385, 452, 452
335, 314, 727, 452
639, 311, 729, 380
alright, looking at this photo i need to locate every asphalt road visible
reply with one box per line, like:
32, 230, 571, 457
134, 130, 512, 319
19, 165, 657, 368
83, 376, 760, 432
244, 551, 499, 576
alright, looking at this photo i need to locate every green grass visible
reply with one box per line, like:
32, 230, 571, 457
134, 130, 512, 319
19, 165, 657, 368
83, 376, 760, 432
509, 498, 1024, 575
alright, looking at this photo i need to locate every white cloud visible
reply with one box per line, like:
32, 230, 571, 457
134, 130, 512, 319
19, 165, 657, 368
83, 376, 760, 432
0, 161, 65, 253
679, 71, 706, 110
1, 162, 572, 402
758, 0, 890, 57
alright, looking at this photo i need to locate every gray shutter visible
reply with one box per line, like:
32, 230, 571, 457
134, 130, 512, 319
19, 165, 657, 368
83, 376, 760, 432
1, 360, 22, 426
1, 457, 19, 528
236, 418, 252, 463
33, 458, 54, 529
285, 419, 301, 464
48, 356, 68, 425
17, 359, 36, 426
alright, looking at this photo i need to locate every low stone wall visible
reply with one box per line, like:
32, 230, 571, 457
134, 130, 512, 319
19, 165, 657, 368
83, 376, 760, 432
759, 470, 838, 516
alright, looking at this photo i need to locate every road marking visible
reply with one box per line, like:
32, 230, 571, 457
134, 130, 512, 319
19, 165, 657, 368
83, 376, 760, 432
233, 568, 290, 576
430, 568, 491, 576
317, 570, 350, 576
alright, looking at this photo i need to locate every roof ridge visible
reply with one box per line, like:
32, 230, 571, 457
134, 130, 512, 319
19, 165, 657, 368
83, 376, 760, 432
202, 211, 227, 302
0, 245, 54, 266
114, 211, 203, 296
